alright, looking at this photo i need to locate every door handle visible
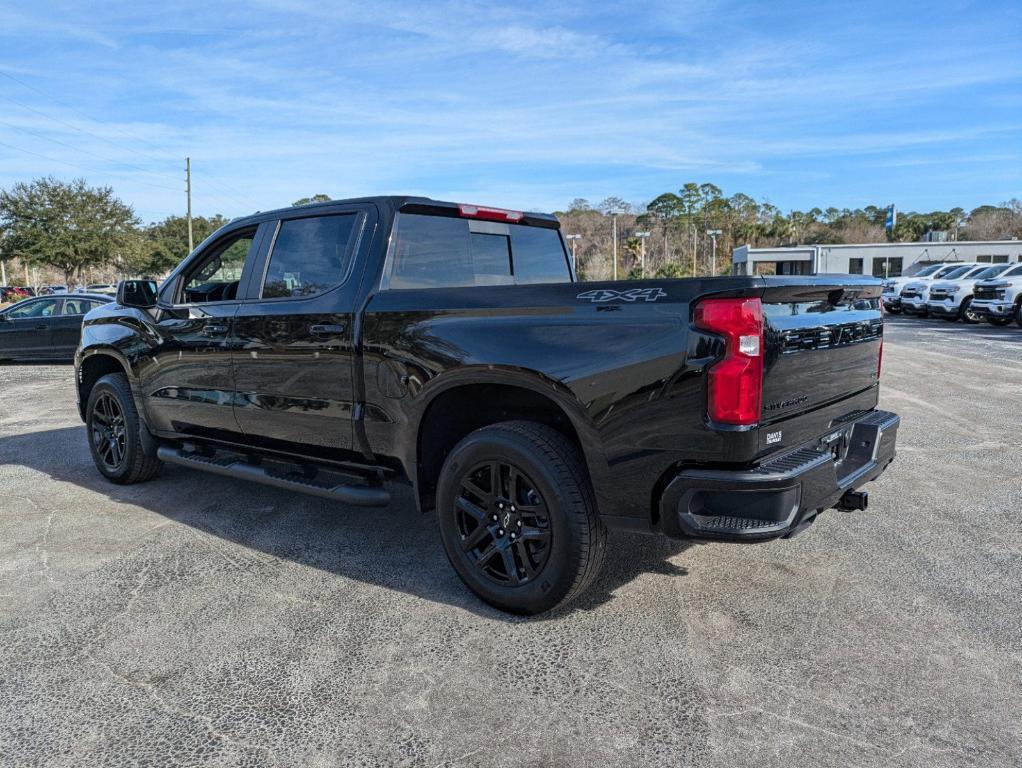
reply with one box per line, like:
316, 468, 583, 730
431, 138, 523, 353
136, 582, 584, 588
34, 324, 48, 330
202, 324, 230, 336
310, 323, 346, 337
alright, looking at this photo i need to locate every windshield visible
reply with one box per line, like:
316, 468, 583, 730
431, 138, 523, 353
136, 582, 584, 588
914, 264, 943, 277
934, 264, 970, 278
941, 266, 973, 279
973, 265, 1010, 279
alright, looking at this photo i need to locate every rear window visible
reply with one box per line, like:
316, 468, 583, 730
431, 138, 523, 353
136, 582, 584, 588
385, 213, 570, 290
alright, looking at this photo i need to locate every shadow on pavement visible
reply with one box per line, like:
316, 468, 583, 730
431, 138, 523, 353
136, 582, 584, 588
0, 425, 693, 621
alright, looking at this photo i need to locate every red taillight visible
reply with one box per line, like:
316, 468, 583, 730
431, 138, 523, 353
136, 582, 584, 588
458, 204, 524, 223
694, 297, 764, 426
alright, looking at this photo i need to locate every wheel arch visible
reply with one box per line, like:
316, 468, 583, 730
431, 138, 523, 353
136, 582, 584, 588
410, 371, 602, 514
76, 349, 135, 422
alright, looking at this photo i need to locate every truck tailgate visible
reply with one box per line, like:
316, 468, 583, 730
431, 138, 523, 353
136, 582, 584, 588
759, 279, 883, 428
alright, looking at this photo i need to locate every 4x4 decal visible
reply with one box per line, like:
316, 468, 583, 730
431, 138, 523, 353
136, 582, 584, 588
576, 287, 667, 303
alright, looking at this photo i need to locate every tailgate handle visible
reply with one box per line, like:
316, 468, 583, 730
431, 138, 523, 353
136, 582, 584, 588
202, 324, 230, 336
310, 323, 346, 337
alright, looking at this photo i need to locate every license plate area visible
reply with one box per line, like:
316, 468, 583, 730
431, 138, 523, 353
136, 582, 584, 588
820, 427, 852, 465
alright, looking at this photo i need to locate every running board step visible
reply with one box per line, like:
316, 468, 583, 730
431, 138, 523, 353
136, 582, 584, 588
156, 446, 391, 507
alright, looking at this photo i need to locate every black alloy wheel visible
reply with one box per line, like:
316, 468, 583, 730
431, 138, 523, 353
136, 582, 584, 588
454, 460, 552, 587
436, 421, 606, 615
85, 372, 163, 484
90, 392, 127, 472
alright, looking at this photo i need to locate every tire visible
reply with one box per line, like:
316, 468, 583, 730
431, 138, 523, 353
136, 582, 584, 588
86, 372, 163, 484
960, 297, 981, 324
988, 316, 1012, 327
1016, 303, 1022, 329
436, 421, 607, 615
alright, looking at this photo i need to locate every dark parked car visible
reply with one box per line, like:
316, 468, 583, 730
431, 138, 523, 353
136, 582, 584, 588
75, 196, 899, 614
0, 293, 112, 361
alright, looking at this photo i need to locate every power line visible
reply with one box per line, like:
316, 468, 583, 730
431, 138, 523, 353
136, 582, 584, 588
0, 118, 181, 192
0, 70, 260, 211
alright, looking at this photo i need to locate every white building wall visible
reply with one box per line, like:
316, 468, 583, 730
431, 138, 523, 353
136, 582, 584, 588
733, 240, 1022, 277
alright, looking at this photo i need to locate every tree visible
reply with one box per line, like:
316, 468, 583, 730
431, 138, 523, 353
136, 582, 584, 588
0, 177, 138, 286
292, 194, 332, 206
597, 196, 632, 215
125, 214, 230, 277
645, 193, 682, 259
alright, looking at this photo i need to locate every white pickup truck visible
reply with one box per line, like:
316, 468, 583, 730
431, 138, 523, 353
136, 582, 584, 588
926, 264, 1012, 323
882, 263, 966, 314
971, 262, 1022, 327
899, 264, 979, 316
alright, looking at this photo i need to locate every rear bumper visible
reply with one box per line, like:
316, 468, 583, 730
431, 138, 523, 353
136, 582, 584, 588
658, 409, 900, 541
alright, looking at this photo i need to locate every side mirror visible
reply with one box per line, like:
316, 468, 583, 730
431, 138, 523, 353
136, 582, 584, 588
117, 279, 158, 309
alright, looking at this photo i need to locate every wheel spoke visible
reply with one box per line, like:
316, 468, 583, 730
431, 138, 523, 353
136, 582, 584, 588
92, 410, 111, 426
461, 476, 491, 503
513, 539, 537, 580
519, 525, 551, 544
473, 542, 499, 569
460, 523, 491, 552
506, 466, 521, 503
456, 496, 489, 524
500, 547, 520, 586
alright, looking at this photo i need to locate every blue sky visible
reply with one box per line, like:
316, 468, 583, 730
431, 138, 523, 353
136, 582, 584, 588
0, 0, 1019, 222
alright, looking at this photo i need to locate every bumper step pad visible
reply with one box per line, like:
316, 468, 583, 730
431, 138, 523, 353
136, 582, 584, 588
659, 409, 899, 540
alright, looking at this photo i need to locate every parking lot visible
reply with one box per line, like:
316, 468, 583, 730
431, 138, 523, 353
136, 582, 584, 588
1, 316, 1020, 767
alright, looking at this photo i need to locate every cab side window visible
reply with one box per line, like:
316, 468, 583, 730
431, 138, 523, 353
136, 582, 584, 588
62, 299, 100, 315
260, 214, 359, 299
180, 228, 257, 304
9, 299, 60, 318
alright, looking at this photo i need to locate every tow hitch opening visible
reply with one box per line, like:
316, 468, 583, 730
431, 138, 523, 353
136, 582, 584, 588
837, 490, 869, 511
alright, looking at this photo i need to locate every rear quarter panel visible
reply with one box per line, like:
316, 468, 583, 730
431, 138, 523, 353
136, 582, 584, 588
361, 278, 758, 521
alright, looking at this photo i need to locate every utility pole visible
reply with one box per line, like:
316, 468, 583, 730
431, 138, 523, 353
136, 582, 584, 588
691, 226, 697, 276
706, 229, 722, 276
186, 157, 194, 253
634, 231, 651, 278
565, 234, 581, 275
611, 212, 619, 280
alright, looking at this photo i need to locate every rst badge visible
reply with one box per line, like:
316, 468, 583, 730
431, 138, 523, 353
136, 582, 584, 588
576, 287, 667, 303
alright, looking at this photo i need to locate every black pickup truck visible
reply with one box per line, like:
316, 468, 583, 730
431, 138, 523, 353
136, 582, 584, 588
75, 196, 899, 614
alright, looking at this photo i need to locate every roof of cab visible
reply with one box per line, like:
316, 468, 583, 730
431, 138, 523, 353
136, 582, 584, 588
229, 196, 560, 228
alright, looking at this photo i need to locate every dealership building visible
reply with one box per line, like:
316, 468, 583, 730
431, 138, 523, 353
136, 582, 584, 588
731, 239, 1022, 278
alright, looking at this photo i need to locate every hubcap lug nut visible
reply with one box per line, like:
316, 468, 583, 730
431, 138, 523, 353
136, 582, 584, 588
498, 528, 505, 536
498, 503, 504, 510
510, 533, 516, 540
491, 514, 498, 521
